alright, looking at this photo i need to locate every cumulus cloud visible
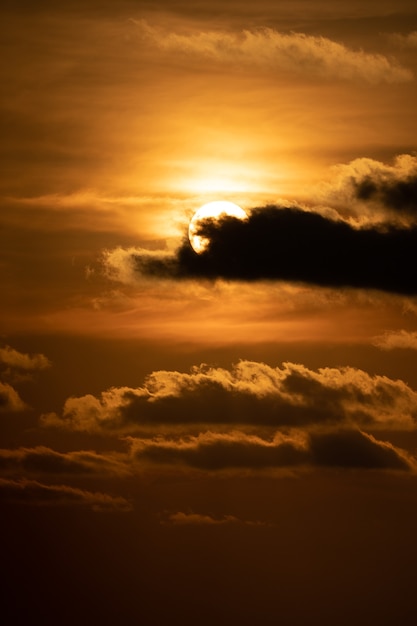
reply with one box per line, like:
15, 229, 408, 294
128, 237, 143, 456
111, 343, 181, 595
0, 345, 51, 371
320, 154, 417, 226
41, 361, 417, 433
128, 429, 414, 472
136, 20, 412, 83
0, 382, 27, 413
373, 330, 417, 350
0, 477, 132, 511
0, 446, 130, 477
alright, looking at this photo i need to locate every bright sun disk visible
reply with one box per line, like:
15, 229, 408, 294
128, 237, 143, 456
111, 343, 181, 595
188, 200, 248, 253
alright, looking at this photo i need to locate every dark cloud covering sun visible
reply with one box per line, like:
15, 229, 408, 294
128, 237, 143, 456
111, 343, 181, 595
2, 1, 417, 625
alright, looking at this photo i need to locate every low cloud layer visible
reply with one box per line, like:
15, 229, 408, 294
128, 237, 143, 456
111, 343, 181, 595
42, 361, 417, 433
137, 20, 412, 83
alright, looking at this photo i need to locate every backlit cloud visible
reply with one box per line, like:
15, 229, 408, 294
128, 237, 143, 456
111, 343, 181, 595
137, 20, 412, 83
319, 154, 417, 226
106, 205, 417, 294
0, 345, 51, 371
0, 477, 132, 511
128, 429, 414, 471
41, 361, 417, 433
0, 446, 130, 477
0, 382, 27, 413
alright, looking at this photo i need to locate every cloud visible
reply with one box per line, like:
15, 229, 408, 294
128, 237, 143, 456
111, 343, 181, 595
373, 330, 417, 350
0, 382, 27, 413
41, 361, 417, 433
319, 154, 417, 226
0, 345, 51, 371
0, 477, 132, 511
107, 205, 417, 295
128, 429, 414, 472
136, 20, 412, 83
162, 511, 267, 526
0, 446, 130, 477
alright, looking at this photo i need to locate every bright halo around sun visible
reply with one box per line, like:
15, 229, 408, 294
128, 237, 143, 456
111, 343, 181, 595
188, 201, 248, 253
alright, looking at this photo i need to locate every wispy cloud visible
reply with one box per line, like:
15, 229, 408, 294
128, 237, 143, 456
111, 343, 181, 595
0, 382, 27, 413
136, 20, 412, 83
0, 345, 51, 371
373, 330, 417, 350
0, 477, 132, 511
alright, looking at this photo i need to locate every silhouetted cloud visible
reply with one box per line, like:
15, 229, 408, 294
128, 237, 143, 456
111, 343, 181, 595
0, 477, 132, 511
136, 20, 412, 83
118, 205, 417, 293
41, 361, 417, 433
128, 429, 414, 471
0, 446, 129, 477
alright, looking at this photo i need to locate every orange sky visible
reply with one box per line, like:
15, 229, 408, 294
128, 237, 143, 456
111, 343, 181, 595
2, 2, 417, 624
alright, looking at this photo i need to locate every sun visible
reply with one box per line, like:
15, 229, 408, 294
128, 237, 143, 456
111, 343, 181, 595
188, 201, 248, 253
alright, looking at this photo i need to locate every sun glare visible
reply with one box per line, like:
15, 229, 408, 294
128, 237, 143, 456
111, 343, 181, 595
188, 200, 248, 253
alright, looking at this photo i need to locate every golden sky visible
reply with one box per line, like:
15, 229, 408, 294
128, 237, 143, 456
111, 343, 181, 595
2, 1, 417, 624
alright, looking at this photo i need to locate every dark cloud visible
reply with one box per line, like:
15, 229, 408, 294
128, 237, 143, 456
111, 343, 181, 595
132, 206, 417, 294
353, 173, 417, 214
128, 429, 414, 472
0, 446, 129, 477
0, 477, 132, 511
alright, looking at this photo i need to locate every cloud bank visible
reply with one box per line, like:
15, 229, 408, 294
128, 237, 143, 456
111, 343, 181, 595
137, 20, 412, 83
42, 361, 417, 433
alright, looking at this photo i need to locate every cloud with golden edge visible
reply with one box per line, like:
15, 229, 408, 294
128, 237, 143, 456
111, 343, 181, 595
41, 361, 417, 433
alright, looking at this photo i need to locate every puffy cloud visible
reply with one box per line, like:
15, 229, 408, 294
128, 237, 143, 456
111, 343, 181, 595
42, 361, 417, 433
373, 330, 417, 350
0, 345, 51, 371
0, 477, 132, 511
0, 382, 27, 413
0, 446, 130, 477
128, 429, 414, 472
136, 20, 412, 83
319, 154, 417, 226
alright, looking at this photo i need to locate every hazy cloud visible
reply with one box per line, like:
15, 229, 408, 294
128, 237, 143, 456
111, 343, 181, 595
0, 477, 132, 511
137, 20, 412, 83
128, 429, 414, 472
373, 330, 417, 350
388, 31, 417, 48
41, 361, 417, 433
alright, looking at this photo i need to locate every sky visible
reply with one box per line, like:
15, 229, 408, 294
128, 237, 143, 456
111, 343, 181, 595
2, 1, 417, 624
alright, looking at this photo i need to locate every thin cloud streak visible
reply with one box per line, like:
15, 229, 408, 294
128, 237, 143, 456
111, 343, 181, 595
136, 20, 413, 83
